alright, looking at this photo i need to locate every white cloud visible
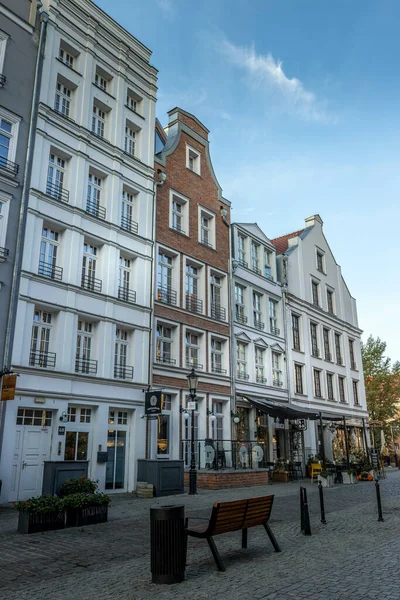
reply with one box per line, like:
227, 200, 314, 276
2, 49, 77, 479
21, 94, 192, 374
220, 40, 333, 123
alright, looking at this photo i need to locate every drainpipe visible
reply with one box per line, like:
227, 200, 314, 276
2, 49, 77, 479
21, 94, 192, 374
227, 219, 237, 442
0, 9, 48, 461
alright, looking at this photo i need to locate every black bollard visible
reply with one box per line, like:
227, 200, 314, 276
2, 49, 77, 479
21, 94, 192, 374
375, 480, 384, 522
318, 481, 327, 524
300, 487, 312, 535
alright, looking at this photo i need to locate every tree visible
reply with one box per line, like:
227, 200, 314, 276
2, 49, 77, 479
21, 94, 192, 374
361, 336, 400, 450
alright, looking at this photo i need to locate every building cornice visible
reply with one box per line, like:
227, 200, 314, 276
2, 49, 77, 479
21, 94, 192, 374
286, 293, 363, 335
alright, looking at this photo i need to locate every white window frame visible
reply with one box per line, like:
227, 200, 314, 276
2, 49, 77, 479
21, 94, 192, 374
255, 346, 265, 383
251, 242, 260, 273
264, 249, 273, 280
294, 363, 304, 395
0, 107, 21, 165
186, 144, 201, 174
311, 279, 320, 307
237, 234, 247, 265
124, 124, 136, 156
326, 372, 335, 401
156, 321, 177, 365
235, 283, 246, 322
272, 351, 282, 386
54, 80, 72, 118
169, 189, 189, 235
236, 341, 248, 379
0, 31, 8, 75
0, 191, 11, 249
59, 47, 74, 68
198, 206, 215, 248
269, 299, 279, 335
92, 104, 105, 138
316, 249, 325, 273
126, 88, 142, 114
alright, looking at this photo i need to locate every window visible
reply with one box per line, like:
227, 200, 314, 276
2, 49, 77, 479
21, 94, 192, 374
92, 105, 105, 138
0, 197, 8, 253
119, 256, 135, 303
30, 310, 55, 368
156, 325, 174, 364
323, 328, 331, 361
312, 281, 319, 307
352, 380, 359, 405
80, 408, 92, 423
39, 227, 61, 280
172, 198, 184, 233
59, 47, 74, 68
210, 274, 225, 320
124, 126, 136, 156
126, 93, 137, 112
313, 369, 322, 398
334, 333, 342, 365
316, 251, 324, 273
109, 410, 128, 425
235, 284, 247, 323
121, 190, 138, 234
201, 215, 210, 245
264, 250, 273, 279
16, 408, 52, 427
211, 338, 225, 374
269, 299, 279, 335
0, 32, 8, 77
292, 314, 300, 351
95, 72, 108, 92
255, 347, 266, 383
349, 339, 356, 370
158, 394, 171, 456
251, 242, 260, 274
295, 364, 304, 394
115, 329, 133, 379
327, 373, 334, 400
82, 242, 101, 292
212, 401, 224, 442
186, 264, 201, 313
186, 145, 200, 174
236, 342, 248, 379
47, 153, 67, 201
157, 252, 176, 304
310, 322, 319, 357
64, 431, 89, 460
338, 377, 346, 403
253, 292, 264, 329
272, 352, 282, 386
0, 118, 12, 169
198, 207, 215, 248
170, 191, 188, 235
54, 81, 71, 117
237, 235, 246, 266
327, 289, 334, 314
87, 173, 104, 218
75, 320, 96, 374
67, 407, 76, 422
186, 332, 202, 369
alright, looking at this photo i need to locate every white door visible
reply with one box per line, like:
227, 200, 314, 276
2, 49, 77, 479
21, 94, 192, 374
13, 409, 52, 500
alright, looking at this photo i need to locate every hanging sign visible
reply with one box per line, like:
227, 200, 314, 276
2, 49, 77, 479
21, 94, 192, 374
145, 391, 162, 416
1, 374, 17, 401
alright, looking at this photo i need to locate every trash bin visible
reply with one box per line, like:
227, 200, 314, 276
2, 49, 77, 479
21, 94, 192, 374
150, 504, 186, 584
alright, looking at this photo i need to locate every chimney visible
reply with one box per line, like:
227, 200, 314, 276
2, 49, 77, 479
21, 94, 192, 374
305, 214, 323, 228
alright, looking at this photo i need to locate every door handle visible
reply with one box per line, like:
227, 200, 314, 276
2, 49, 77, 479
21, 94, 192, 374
22, 461, 27, 469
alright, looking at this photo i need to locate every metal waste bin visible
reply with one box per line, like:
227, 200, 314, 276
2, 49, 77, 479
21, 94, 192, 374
150, 505, 186, 584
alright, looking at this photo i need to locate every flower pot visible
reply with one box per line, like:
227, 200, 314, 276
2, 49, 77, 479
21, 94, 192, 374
342, 472, 356, 485
318, 475, 334, 488
18, 511, 65, 534
272, 472, 289, 483
66, 505, 108, 527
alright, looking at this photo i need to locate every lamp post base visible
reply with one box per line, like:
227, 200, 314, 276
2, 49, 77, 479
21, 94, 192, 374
189, 469, 197, 495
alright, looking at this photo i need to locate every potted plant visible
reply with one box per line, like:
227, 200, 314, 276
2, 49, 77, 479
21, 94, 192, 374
318, 470, 334, 488
60, 476, 98, 497
15, 495, 65, 534
272, 459, 289, 483
342, 469, 357, 484
64, 492, 110, 527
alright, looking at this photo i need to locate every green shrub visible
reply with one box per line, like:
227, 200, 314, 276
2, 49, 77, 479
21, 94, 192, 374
60, 477, 97, 496
63, 492, 110, 509
14, 495, 64, 513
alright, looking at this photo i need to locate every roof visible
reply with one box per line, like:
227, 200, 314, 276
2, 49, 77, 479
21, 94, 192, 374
270, 229, 305, 255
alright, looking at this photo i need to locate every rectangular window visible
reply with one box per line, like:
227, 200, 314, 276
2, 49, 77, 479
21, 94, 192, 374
313, 369, 322, 398
292, 314, 300, 350
81, 242, 100, 292
171, 198, 184, 233
255, 347, 265, 382
16, 408, 52, 427
157, 252, 176, 304
272, 352, 282, 386
235, 284, 246, 323
115, 328, 132, 379
212, 401, 224, 442
0, 118, 12, 167
67, 407, 76, 422
253, 292, 264, 329
316, 251, 324, 273
199, 208, 215, 247
54, 81, 71, 117
251, 242, 260, 274
312, 281, 319, 307
80, 408, 92, 423
310, 322, 319, 357
64, 431, 89, 461
126, 93, 137, 112
124, 126, 136, 156
201, 215, 210, 245
269, 299, 279, 335
323, 328, 331, 361
353, 380, 359, 405
349, 339, 356, 370
158, 393, 171, 455
156, 325, 174, 364
327, 289, 334, 314
95, 72, 107, 92
327, 373, 334, 400
87, 173, 104, 219
211, 338, 224, 374
338, 377, 346, 403
47, 153, 66, 200
186, 265, 202, 313
236, 342, 247, 379
119, 256, 135, 303
335, 333, 342, 365
237, 235, 246, 266
295, 364, 303, 394
187, 145, 200, 174
59, 47, 74, 68
121, 190, 137, 233
39, 227, 61, 280
264, 250, 273, 279
75, 320, 96, 374
30, 310, 54, 368
210, 275, 225, 320
92, 105, 105, 137
186, 332, 201, 369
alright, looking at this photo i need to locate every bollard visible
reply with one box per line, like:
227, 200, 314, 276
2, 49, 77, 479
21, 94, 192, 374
300, 487, 311, 535
318, 481, 327, 524
150, 505, 187, 584
375, 480, 384, 522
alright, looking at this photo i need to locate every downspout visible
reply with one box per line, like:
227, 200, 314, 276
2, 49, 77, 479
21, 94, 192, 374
281, 255, 291, 398
226, 218, 237, 440
0, 9, 48, 460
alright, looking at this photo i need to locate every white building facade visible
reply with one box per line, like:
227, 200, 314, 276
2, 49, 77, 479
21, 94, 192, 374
0, 0, 158, 501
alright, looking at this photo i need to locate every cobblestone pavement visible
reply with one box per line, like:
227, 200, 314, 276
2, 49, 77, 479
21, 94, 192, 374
1, 471, 400, 600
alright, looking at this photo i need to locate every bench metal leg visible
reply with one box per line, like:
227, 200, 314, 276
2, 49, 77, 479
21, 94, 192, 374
263, 523, 281, 553
206, 536, 226, 572
242, 528, 248, 549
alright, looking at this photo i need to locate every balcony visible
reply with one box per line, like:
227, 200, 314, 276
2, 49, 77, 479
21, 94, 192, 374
0, 74, 5, 87
324, 351, 332, 362
256, 376, 267, 384
29, 351, 57, 369
86, 199, 106, 220
186, 361, 203, 370
252, 264, 262, 276
311, 348, 320, 358
351, 361, 357, 370
211, 366, 227, 375
118, 286, 136, 304
0, 247, 9, 261
186, 294, 203, 314
237, 258, 248, 268
157, 286, 177, 306
211, 304, 226, 321
254, 320, 265, 331
45, 181, 69, 203
235, 313, 248, 325
156, 354, 176, 365
273, 379, 283, 387
0, 157, 19, 176
237, 371, 249, 380
75, 357, 98, 375
81, 274, 102, 293
270, 326, 280, 336
120, 215, 138, 234
38, 261, 63, 281
114, 364, 134, 379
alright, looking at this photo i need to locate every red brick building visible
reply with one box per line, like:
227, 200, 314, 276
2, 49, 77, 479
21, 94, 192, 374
153, 107, 232, 464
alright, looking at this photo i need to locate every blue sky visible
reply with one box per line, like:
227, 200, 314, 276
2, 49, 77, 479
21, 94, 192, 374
97, 0, 400, 361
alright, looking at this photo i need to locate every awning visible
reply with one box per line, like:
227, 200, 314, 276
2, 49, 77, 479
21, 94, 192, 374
242, 396, 353, 422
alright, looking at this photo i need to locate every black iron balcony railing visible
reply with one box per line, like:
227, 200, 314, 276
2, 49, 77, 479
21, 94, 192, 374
256, 376, 267, 384
0, 157, 19, 176
86, 199, 106, 220
157, 286, 177, 305
29, 351, 57, 368
211, 304, 226, 321
254, 320, 265, 331
211, 366, 227, 375
45, 181, 69, 203
186, 361, 203, 370
0, 247, 9, 260
237, 371, 249, 380
118, 286, 136, 304
252, 264, 261, 275
75, 357, 98, 374
235, 313, 247, 325
273, 379, 283, 387
324, 351, 332, 362
270, 326, 280, 336
351, 361, 357, 370
120, 214, 138, 234
186, 294, 203, 314
0, 74, 6, 87
171, 222, 186, 235
311, 348, 320, 358
38, 261, 63, 281
237, 258, 248, 268
328, 394, 335, 401
336, 356, 343, 366
114, 364, 134, 379
81, 274, 102, 293
156, 354, 176, 365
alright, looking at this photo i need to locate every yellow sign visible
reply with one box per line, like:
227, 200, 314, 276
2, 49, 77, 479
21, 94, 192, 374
1, 374, 17, 401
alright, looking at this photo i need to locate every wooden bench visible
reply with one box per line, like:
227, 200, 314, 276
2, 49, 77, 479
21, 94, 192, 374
186, 495, 281, 571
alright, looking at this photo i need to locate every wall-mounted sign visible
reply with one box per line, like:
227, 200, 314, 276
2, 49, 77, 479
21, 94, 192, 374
186, 401, 197, 411
1, 374, 17, 401
145, 391, 162, 416
58, 426, 66, 435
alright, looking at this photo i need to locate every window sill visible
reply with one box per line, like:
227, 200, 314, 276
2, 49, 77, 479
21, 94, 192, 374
126, 104, 145, 120
292, 348, 304, 354
316, 268, 326, 275
56, 57, 82, 77
294, 393, 307, 397
169, 226, 189, 237
92, 82, 116, 100
186, 167, 202, 177
199, 241, 216, 252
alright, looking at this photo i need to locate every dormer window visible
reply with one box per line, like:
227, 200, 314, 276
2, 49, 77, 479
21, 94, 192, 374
186, 145, 200, 175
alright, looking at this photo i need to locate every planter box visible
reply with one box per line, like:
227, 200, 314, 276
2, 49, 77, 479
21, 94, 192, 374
65, 505, 108, 527
318, 475, 334, 488
272, 472, 289, 483
342, 472, 356, 485
18, 511, 65, 534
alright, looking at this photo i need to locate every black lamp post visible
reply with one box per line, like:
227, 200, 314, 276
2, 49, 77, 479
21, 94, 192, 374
187, 367, 199, 495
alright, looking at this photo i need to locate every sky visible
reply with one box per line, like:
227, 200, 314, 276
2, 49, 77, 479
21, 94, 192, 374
96, 0, 400, 362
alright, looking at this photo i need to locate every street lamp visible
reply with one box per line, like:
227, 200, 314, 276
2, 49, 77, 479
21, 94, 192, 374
187, 367, 199, 495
